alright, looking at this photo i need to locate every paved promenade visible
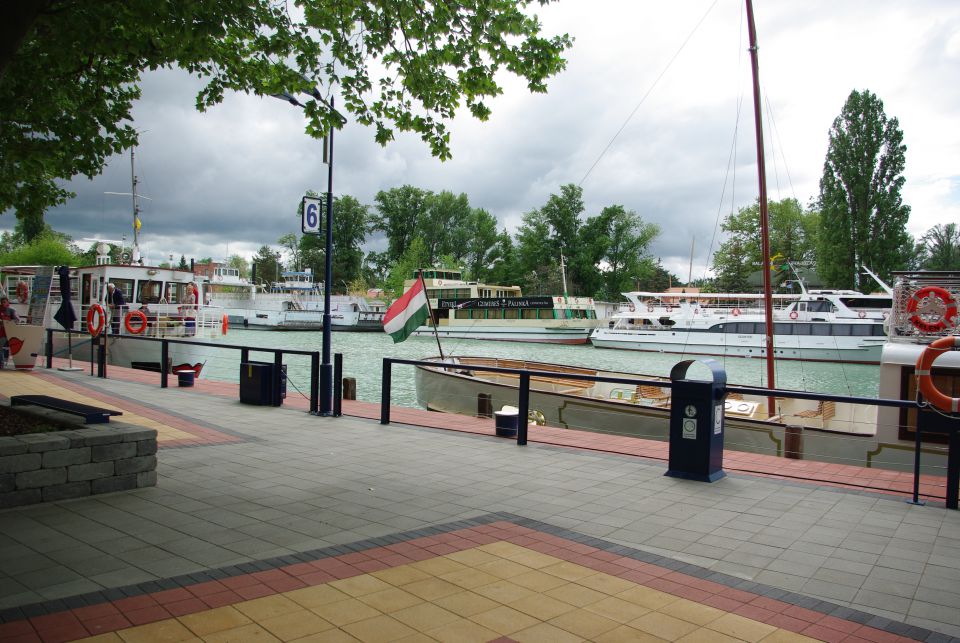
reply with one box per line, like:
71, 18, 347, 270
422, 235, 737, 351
0, 364, 959, 642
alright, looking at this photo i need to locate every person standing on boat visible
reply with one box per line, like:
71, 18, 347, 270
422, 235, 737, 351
0, 296, 21, 368
105, 283, 126, 334
182, 282, 198, 336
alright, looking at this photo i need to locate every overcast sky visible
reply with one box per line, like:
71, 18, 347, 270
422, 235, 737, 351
21, 0, 960, 281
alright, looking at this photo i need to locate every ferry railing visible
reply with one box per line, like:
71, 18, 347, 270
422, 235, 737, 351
380, 357, 951, 507
44, 328, 330, 416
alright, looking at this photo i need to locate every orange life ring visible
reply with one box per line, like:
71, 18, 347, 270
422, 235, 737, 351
789, 311, 799, 320
732, 308, 741, 316
915, 335, 960, 413
124, 310, 147, 334
15, 281, 28, 304
86, 304, 105, 336
906, 286, 958, 334
222, 313, 229, 335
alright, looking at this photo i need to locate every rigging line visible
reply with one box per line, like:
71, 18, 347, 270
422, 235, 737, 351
577, 0, 720, 187
763, 94, 799, 203
765, 96, 783, 200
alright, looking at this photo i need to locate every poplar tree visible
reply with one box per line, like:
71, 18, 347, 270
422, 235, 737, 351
817, 89, 911, 288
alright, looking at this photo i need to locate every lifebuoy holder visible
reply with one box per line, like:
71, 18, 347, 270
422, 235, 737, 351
906, 286, 958, 334
915, 335, 960, 414
124, 310, 147, 335
16, 281, 29, 304
86, 304, 105, 336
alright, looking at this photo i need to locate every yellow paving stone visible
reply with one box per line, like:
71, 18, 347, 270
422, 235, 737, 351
425, 617, 500, 643
203, 623, 282, 642
370, 564, 433, 586
497, 547, 562, 569
469, 605, 540, 635
758, 630, 820, 642
234, 594, 304, 621
577, 572, 637, 596
475, 541, 521, 557
329, 574, 393, 597
593, 625, 670, 642
394, 634, 437, 643
408, 556, 467, 577
657, 599, 726, 626
402, 577, 462, 601
616, 586, 680, 610
311, 598, 382, 627
706, 613, 778, 642
541, 560, 597, 582
510, 593, 578, 621
545, 582, 607, 607
472, 579, 534, 604
443, 548, 502, 567
584, 596, 653, 624
549, 607, 621, 639
357, 587, 423, 613
118, 618, 205, 642
433, 590, 501, 617
675, 628, 743, 643
510, 569, 569, 592
511, 621, 585, 643
78, 634, 124, 643
257, 609, 335, 641
286, 584, 352, 609
178, 606, 252, 636
289, 629, 362, 642
475, 558, 532, 579
390, 602, 462, 632
630, 611, 701, 641
437, 567, 501, 589
341, 614, 417, 643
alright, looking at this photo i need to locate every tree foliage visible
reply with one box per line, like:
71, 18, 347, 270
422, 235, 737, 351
817, 89, 911, 288
0, 0, 570, 224
0, 231, 79, 267
251, 245, 281, 287
917, 223, 960, 271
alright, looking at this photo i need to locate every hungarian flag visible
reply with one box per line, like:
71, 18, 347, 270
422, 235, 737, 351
383, 278, 429, 343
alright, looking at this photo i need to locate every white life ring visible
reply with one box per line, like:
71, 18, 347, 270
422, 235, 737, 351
436, 279, 443, 286
646, 305, 655, 313
628, 304, 636, 312
789, 311, 799, 320
858, 310, 866, 319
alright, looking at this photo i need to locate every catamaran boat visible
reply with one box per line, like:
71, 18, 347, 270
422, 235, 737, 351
414, 271, 958, 474
205, 267, 386, 331
590, 284, 892, 365
408, 269, 601, 344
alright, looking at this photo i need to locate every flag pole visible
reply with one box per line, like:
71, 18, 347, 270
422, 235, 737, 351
419, 270, 446, 361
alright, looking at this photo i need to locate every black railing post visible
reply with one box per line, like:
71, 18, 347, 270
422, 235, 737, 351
160, 340, 169, 388
97, 336, 106, 378
380, 359, 391, 425
241, 348, 249, 365
333, 353, 343, 417
310, 351, 320, 415
517, 372, 530, 446
273, 351, 283, 407
46, 330, 53, 368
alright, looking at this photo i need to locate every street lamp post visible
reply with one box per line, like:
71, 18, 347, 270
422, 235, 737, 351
273, 90, 337, 416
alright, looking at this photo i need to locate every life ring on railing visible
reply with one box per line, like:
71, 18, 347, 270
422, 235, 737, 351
858, 311, 866, 319
732, 308, 741, 317
693, 308, 700, 315
789, 311, 799, 320
628, 304, 636, 312
647, 305, 655, 313
124, 310, 147, 334
86, 304, 105, 336
915, 335, 960, 413
906, 286, 958, 334
436, 279, 443, 286
222, 313, 229, 335
15, 281, 28, 304
665, 305, 672, 313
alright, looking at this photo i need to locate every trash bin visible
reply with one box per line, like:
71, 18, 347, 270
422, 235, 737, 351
494, 406, 519, 437
175, 369, 195, 387
239, 361, 287, 406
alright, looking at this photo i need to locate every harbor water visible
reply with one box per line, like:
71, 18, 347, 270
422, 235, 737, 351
198, 329, 881, 408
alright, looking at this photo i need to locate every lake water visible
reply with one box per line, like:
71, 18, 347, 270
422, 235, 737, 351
196, 329, 881, 408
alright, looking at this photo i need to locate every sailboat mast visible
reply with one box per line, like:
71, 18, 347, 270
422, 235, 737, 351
130, 148, 141, 264
746, 0, 777, 414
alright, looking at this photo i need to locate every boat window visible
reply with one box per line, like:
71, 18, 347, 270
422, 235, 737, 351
773, 323, 793, 335
899, 368, 960, 443
455, 309, 470, 320
522, 309, 538, 319
791, 323, 811, 335
109, 279, 134, 303
872, 324, 886, 336
503, 309, 519, 320
810, 301, 832, 313
841, 297, 892, 309
832, 324, 851, 336
471, 310, 485, 320
136, 280, 163, 304
850, 324, 873, 336
810, 323, 831, 336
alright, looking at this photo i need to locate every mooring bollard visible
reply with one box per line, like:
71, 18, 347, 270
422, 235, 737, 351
785, 425, 804, 459
477, 393, 492, 418
343, 377, 357, 400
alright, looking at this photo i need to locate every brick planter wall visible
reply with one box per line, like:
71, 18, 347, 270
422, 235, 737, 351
0, 426, 158, 509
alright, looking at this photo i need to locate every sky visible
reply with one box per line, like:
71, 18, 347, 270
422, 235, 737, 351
19, 0, 960, 282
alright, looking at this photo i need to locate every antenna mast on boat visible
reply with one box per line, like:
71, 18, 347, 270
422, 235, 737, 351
746, 0, 777, 415
130, 148, 141, 264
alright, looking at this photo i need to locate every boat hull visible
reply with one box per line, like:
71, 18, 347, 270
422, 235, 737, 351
412, 326, 592, 344
48, 333, 211, 374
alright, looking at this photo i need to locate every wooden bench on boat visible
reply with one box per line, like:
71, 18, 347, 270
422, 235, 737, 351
458, 357, 596, 394
10, 395, 122, 425
789, 400, 836, 429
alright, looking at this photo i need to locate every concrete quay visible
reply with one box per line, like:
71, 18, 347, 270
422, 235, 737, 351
0, 361, 958, 642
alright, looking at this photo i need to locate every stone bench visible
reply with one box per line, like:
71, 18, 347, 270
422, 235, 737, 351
10, 395, 122, 424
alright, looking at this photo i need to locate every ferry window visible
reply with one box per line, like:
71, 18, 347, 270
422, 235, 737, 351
872, 324, 885, 336
503, 309, 519, 320
810, 324, 830, 336
109, 279, 134, 303
850, 324, 872, 336
792, 323, 811, 335
774, 323, 793, 335
455, 309, 470, 319
471, 310, 485, 320
137, 280, 163, 304
522, 310, 538, 319
832, 325, 851, 336
457, 288, 471, 298
899, 368, 960, 443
